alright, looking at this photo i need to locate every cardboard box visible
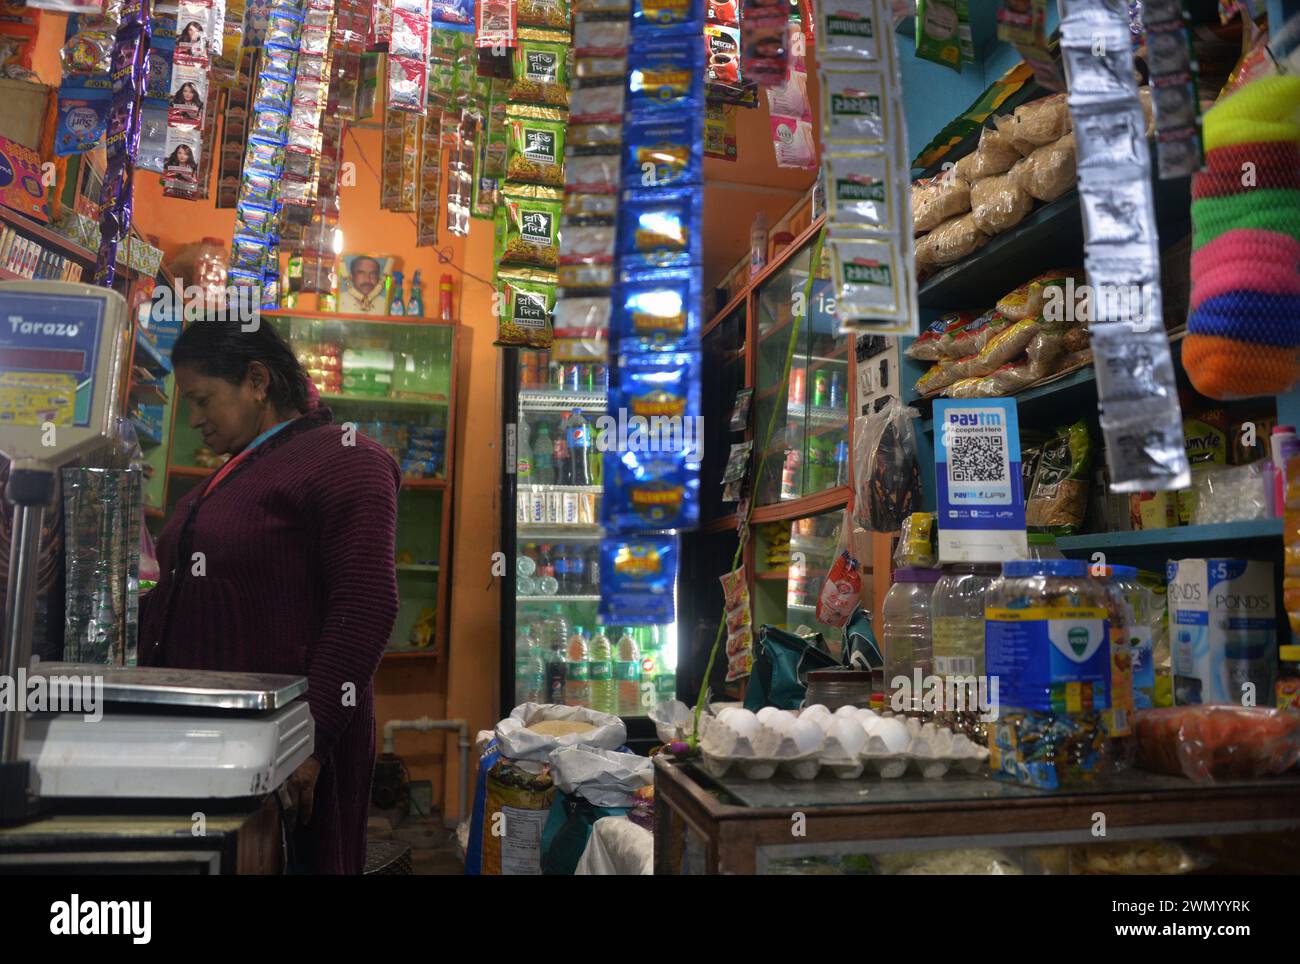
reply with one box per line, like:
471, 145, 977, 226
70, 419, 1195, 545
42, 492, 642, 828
1168, 558, 1277, 706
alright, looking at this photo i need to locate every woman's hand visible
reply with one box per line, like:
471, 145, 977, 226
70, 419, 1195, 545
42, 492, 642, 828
282, 757, 322, 826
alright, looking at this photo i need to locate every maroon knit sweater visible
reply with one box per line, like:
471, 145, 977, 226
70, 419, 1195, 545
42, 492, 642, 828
139, 407, 400, 874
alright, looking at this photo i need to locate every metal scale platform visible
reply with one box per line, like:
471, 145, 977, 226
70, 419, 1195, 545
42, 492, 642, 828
0, 282, 313, 849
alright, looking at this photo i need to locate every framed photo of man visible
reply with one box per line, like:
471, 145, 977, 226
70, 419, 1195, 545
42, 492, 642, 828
338, 253, 392, 314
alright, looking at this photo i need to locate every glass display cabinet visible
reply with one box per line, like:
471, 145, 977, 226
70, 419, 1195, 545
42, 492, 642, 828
161, 310, 459, 659
700, 299, 748, 526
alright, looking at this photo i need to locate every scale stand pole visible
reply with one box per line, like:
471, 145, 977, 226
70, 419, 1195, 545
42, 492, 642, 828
1, 460, 53, 822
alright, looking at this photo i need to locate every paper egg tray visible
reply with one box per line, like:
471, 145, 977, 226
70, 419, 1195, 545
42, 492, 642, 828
700, 750, 822, 781
860, 750, 988, 779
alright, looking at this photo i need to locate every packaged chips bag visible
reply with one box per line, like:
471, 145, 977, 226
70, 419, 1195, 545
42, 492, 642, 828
495, 268, 557, 349
599, 536, 679, 625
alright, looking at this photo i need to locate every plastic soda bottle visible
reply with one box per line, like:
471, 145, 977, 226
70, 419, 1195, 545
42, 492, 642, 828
565, 625, 591, 706
588, 627, 615, 715
616, 628, 641, 716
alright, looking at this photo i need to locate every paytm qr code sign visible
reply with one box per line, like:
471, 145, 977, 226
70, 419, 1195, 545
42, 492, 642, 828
934, 399, 1027, 564
943, 408, 1012, 503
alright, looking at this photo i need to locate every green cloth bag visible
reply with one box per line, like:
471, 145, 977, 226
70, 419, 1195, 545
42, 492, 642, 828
743, 625, 839, 711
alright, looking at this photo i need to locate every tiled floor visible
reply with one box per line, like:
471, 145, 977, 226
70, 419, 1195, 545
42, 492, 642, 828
368, 809, 463, 875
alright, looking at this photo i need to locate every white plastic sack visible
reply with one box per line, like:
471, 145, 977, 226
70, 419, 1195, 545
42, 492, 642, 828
551, 745, 652, 807
495, 703, 627, 763
648, 700, 697, 744
575, 816, 654, 875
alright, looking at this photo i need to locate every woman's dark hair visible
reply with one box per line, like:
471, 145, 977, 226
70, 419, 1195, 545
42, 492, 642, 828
172, 318, 309, 415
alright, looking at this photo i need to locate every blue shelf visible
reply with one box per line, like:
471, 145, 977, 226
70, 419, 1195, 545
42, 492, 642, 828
1057, 519, 1283, 555
134, 331, 172, 374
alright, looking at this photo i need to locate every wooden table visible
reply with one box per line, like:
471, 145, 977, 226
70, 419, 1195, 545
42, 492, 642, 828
654, 757, 1300, 874
0, 796, 282, 874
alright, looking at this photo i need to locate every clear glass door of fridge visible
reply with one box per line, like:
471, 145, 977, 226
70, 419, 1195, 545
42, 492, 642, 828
510, 349, 677, 718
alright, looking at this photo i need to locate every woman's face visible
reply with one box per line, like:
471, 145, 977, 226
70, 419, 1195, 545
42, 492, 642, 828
177, 363, 269, 455
176, 146, 192, 164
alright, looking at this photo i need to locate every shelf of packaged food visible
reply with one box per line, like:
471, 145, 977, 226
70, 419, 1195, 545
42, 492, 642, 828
320, 392, 448, 409
917, 157, 1192, 311
129, 417, 162, 447
0, 266, 22, 281
401, 478, 446, 490
133, 332, 172, 374
395, 563, 440, 573
518, 525, 603, 540
0, 208, 96, 264
262, 308, 458, 327
915, 332, 1185, 432
518, 390, 607, 413
518, 595, 602, 604
1057, 518, 1283, 555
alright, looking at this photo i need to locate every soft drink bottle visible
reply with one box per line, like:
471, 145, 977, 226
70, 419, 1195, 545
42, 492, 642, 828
616, 628, 641, 716
515, 629, 547, 706
517, 416, 533, 480
544, 606, 569, 703
568, 409, 592, 485
553, 544, 570, 595
553, 414, 571, 485
565, 626, 590, 706
585, 545, 601, 593
569, 546, 586, 595
537, 544, 554, 579
533, 424, 554, 483
588, 627, 615, 715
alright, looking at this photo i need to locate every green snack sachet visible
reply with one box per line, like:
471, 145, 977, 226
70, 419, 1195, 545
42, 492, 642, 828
1026, 420, 1093, 535
510, 39, 570, 109
495, 269, 557, 349
506, 107, 566, 188
502, 192, 563, 268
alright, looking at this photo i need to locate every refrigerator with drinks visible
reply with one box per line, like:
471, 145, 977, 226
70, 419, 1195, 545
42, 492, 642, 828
501, 349, 679, 747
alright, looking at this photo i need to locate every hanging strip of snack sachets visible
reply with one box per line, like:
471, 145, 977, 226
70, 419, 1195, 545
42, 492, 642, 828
93, 0, 151, 286
816, 0, 919, 337
1059, 0, 1189, 492
279, 0, 334, 218
492, 0, 572, 349
229, 0, 306, 295
215, 46, 256, 205
387, 0, 430, 113
1143, 0, 1204, 179
766, 17, 815, 169
596, 0, 704, 626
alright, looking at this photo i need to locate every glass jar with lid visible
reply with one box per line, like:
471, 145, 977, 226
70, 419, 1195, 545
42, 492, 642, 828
804, 669, 874, 712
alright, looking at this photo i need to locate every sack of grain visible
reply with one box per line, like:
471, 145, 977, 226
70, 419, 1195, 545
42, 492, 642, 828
496, 702, 627, 762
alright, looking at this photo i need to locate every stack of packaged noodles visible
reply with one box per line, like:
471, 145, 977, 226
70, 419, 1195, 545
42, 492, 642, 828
597, 0, 705, 627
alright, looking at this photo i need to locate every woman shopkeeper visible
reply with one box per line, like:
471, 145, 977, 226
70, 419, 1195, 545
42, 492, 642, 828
139, 319, 401, 875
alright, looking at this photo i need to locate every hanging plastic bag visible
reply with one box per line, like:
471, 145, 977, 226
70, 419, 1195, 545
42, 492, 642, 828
853, 397, 922, 532
816, 508, 861, 628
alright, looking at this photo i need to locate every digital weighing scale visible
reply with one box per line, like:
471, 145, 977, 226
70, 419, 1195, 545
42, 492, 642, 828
0, 282, 313, 871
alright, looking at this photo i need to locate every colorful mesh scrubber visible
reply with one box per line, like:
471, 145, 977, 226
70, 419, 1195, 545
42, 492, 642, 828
1184, 75, 1300, 400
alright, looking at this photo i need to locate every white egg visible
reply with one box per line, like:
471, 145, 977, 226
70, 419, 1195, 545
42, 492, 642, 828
834, 704, 861, 719
854, 708, 878, 726
860, 714, 883, 736
771, 712, 798, 734
717, 706, 739, 721
755, 706, 783, 726
812, 713, 838, 734
872, 717, 911, 754
829, 718, 867, 757
723, 708, 758, 740
800, 704, 831, 720
786, 718, 824, 755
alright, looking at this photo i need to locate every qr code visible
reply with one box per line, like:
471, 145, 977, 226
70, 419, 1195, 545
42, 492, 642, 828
949, 434, 1007, 483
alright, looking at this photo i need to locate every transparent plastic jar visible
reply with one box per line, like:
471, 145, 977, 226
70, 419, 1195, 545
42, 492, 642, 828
1093, 564, 1138, 740
930, 564, 999, 680
985, 560, 1110, 789
882, 567, 941, 703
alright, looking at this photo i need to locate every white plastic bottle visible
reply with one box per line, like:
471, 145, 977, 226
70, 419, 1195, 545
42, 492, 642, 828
881, 568, 941, 709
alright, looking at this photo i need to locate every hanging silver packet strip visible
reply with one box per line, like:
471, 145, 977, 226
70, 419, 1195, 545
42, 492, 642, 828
1059, 0, 1189, 492
817, 0, 920, 337
1141, 0, 1204, 179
